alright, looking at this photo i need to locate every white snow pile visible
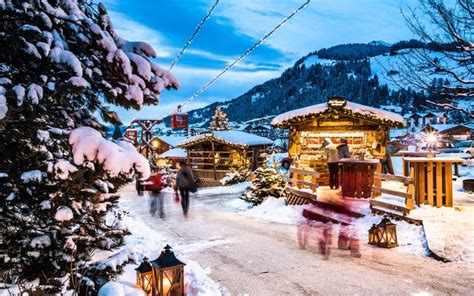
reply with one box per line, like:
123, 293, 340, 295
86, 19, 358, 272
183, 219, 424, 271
98, 282, 145, 296
37, 129, 50, 143
30, 235, 52, 249
54, 159, 78, 180
0, 94, 7, 120
69, 127, 150, 180
20, 170, 43, 183
54, 206, 73, 222
96, 183, 228, 296
244, 197, 306, 224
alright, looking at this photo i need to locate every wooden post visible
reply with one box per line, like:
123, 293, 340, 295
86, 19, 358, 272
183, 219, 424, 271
373, 163, 382, 197
445, 162, 453, 207
406, 167, 415, 209
211, 141, 216, 180
435, 162, 443, 208
426, 161, 434, 206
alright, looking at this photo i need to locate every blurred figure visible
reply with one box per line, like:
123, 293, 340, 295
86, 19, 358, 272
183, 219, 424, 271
323, 138, 339, 189
148, 172, 164, 218
318, 223, 332, 260
176, 161, 197, 216
338, 201, 361, 258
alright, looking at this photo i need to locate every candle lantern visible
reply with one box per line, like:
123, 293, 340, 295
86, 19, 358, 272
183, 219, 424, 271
135, 257, 154, 294
151, 245, 186, 296
368, 217, 398, 248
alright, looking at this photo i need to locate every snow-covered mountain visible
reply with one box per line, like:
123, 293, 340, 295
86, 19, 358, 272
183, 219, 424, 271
182, 41, 464, 127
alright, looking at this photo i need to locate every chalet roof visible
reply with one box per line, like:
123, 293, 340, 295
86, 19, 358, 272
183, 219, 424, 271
426, 124, 460, 132
159, 148, 186, 158
271, 99, 404, 128
178, 130, 273, 148
155, 136, 187, 147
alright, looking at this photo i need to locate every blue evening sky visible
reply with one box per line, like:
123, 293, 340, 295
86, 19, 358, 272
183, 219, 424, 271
103, 0, 417, 123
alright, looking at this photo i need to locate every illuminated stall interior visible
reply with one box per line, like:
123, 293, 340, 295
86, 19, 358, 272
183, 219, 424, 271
178, 131, 273, 185
272, 97, 404, 185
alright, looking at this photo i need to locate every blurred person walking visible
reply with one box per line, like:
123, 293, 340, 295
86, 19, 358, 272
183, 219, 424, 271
176, 161, 197, 216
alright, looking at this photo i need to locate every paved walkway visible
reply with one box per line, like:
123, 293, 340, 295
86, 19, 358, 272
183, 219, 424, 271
119, 184, 474, 295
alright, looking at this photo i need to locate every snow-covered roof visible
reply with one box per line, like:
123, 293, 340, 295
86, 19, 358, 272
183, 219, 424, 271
155, 136, 186, 147
271, 100, 404, 128
426, 124, 461, 132
159, 148, 186, 158
429, 123, 474, 133
178, 131, 273, 148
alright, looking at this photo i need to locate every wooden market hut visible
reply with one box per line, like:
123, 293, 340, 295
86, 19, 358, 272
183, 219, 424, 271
158, 148, 187, 169
271, 97, 404, 185
178, 131, 273, 186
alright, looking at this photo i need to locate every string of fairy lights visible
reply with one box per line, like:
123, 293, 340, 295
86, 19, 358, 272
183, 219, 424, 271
129, 0, 311, 125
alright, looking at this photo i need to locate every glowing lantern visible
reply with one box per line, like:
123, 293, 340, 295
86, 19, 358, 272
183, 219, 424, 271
151, 245, 186, 296
135, 257, 153, 294
368, 217, 398, 248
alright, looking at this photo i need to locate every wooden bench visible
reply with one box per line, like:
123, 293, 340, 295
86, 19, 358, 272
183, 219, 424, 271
369, 168, 415, 217
285, 167, 320, 205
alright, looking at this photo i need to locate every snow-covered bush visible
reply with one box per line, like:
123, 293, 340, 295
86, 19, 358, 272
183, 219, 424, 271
220, 168, 251, 186
241, 168, 287, 205
0, 1, 177, 293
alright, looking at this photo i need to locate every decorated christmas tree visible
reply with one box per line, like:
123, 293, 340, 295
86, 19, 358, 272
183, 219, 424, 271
241, 167, 287, 205
210, 106, 231, 131
0, 1, 178, 293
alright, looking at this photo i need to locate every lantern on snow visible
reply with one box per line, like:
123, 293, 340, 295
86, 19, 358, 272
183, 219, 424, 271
135, 257, 154, 294
151, 245, 186, 296
171, 105, 188, 130
368, 217, 398, 248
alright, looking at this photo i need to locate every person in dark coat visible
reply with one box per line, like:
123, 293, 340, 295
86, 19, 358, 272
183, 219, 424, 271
176, 161, 196, 216
338, 138, 351, 159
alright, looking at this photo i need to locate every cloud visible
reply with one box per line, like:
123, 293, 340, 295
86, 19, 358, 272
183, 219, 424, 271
108, 11, 174, 58
212, 0, 417, 56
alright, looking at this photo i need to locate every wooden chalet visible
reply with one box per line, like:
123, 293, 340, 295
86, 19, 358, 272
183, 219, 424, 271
424, 123, 474, 142
178, 131, 273, 186
158, 148, 187, 169
272, 97, 404, 185
150, 136, 186, 155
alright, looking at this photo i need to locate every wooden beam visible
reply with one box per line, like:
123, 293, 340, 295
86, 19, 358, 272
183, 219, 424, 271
289, 168, 320, 178
374, 172, 413, 184
371, 187, 412, 198
211, 141, 216, 180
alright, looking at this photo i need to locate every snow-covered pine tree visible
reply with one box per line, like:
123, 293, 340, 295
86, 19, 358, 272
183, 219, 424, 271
0, 1, 178, 293
210, 106, 231, 131
241, 167, 287, 205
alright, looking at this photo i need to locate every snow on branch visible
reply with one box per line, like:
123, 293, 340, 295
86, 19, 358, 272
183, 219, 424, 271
69, 127, 150, 180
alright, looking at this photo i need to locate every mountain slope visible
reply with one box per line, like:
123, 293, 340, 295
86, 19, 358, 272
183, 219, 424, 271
184, 41, 453, 126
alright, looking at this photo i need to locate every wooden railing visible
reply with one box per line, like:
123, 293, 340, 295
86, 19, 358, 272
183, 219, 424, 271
285, 166, 320, 205
370, 168, 415, 215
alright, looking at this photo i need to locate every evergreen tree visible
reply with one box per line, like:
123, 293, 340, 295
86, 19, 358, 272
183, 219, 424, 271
241, 168, 287, 205
210, 106, 231, 131
0, 1, 178, 293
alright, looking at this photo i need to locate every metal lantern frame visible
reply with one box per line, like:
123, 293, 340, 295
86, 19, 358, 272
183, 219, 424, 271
151, 245, 186, 296
368, 217, 398, 248
136, 257, 154, 294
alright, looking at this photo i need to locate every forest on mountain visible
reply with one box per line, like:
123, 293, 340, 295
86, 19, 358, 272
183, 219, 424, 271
184, 39, 469, 127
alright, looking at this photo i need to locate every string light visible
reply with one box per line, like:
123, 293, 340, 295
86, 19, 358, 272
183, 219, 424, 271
168, 0, 221, 71
129, 0, 311, 126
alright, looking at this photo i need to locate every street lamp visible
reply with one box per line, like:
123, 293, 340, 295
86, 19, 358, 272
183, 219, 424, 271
135, 257, 153, 294
151, 245, 186, 296
368, 217, 398, 248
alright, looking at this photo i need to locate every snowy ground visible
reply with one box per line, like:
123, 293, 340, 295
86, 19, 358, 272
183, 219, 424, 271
110, 182, 474, 295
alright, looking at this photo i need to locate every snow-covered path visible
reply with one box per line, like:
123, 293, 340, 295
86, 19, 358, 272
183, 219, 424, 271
118, 183, 474, 295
